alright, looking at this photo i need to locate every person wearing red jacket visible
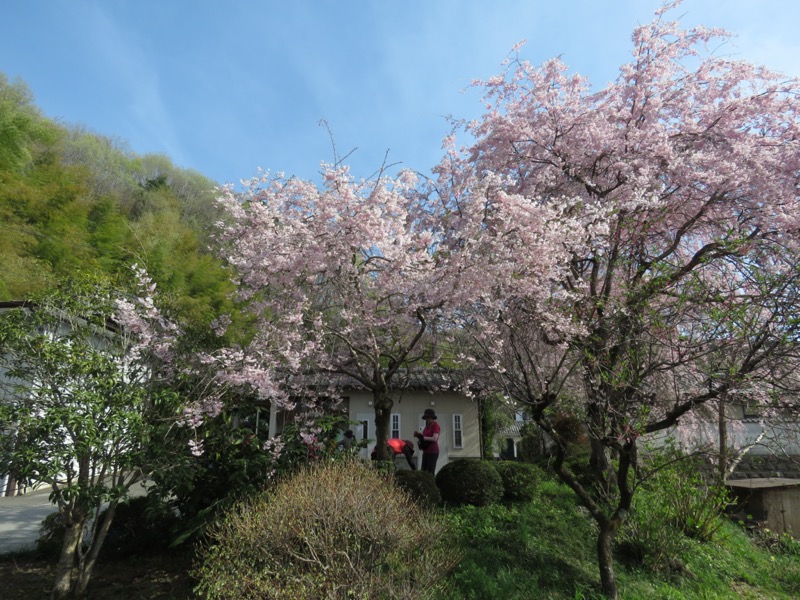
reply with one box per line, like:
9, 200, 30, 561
371, 438, 416, 470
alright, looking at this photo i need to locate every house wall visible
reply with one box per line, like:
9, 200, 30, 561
645, 420, 800, 457
346, 390, 481, 474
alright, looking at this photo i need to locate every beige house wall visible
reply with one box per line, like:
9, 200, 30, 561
346, 390, 481, 473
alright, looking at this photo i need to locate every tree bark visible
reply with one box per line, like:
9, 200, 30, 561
717, 392, 728, 484
597, 519, 619, 600
4, 474, 17, 497
372, 389, 393, 461
74, 501, 119, 597
51, 518, 85, 600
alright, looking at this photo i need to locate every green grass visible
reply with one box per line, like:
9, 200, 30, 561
441, 478, 800, 600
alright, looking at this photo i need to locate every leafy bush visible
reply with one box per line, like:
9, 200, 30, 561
616, 452, 729, 573
151, 411, 353, 546
550, 413, 587, 446
98, 495, 179, 559
517, 414, 587, 463
436, 459, 503, 507
517, 424, 544, 463
37, 495, 179, 561
36, 512, 67, 559
492, 460, 542, 502
615, 500, 689, 574
394, 469, 441, 508
193, 459, 459, 599
670, 471, 729, 542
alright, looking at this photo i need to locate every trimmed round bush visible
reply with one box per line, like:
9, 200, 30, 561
193, 459, 459, 599
393, 469, 441, 508
493, 460, 542, 502
435, 459, 503, 506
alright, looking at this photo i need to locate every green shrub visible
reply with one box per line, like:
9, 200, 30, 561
669, 470, 729, 542
517, 422, 549, 463
37, 495, 179, 561
616, 452, 729, 574
193, 459, 459, 599
98, 495, 179, 559
493, 461, 542, 502
436, 459, 503, 507
152, 412, 353, 546
36, 512, 66, 559
394, 469, 441, 508
615, 497, 689, 574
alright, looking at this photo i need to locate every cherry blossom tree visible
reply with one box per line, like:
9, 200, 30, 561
434, 2, 800, 596
215, 165, 461, 460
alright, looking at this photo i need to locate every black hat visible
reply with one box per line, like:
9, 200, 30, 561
422, 408, 437, 420
343, 429, 354, 438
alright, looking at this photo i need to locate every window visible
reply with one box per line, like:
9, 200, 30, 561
391, 413, 401, 439
452, 414, 463, 449
742, 399, 761, 419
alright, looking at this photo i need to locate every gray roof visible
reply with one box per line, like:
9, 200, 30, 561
728, 455, 800, 482
498, 421, 531, 437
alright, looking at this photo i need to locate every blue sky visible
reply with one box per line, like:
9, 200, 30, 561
2, 1, 799, 187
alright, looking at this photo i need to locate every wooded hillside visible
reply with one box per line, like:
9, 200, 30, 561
0, 73, 234, 332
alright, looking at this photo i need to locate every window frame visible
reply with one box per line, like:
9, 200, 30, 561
452, 413, 463, 449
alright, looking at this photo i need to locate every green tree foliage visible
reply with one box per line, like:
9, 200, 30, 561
0, 275, 183, 599
0, 71, 236, 339
0, 74, 58, 171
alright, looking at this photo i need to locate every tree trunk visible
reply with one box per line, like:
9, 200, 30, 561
51, 518, 85, 600
74, 501, 119, 597
4, 474, 17, 497
372, 389, 393, 461
717, 392, 728, 484
597, 520, 619, 600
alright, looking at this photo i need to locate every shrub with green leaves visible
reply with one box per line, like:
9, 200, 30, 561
616, 451, 729, 573
493, 460, 542, 502
193, 459, 459, 599
97, 495, 179, 559
151, 411, 354, 546
394, 469, 441, 508
436, 459, 503, 507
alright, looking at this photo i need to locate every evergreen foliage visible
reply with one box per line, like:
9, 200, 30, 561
436, 459, 504, 507
393, 469, 442, 508
493, 460, 542, 503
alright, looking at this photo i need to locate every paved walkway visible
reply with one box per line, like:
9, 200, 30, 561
0, 487, 58, 555
0, 483, 149, 555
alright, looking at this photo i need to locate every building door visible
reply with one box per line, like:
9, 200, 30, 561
355, 412, 373, 461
